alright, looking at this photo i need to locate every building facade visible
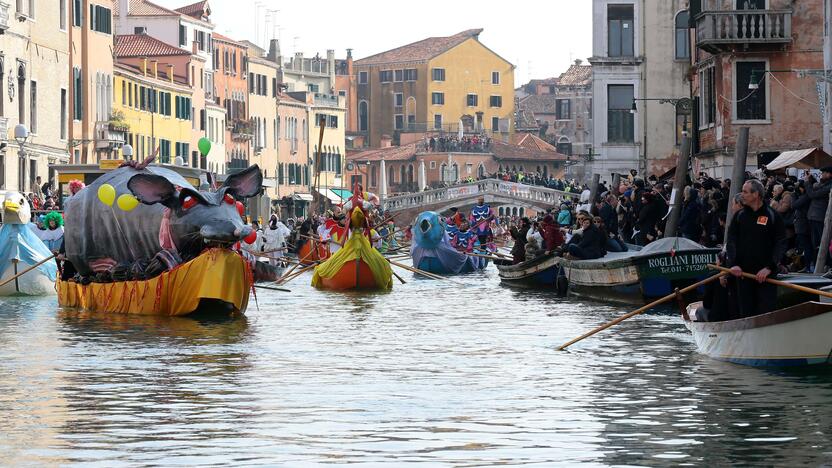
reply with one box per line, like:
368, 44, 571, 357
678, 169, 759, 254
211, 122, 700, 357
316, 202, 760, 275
275, 93, 311, 218
354, 29, 516, 148
692, 0, 824, 179
1, 0, 71, 192
590, 0, 690, 179
212, 33, 250, 171
204, 101, 225, 173
247, 55, 279, 197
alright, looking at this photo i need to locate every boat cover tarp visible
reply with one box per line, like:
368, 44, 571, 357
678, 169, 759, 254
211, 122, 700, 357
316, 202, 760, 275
765, 148, 832, 170
571, 237, 707, 265
411, 231, 483, 274
0, 223, 58, 288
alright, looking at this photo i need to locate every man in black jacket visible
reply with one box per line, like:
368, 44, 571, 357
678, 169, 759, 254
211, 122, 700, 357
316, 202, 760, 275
726, 179, 787, 317
805, 167, 832, 268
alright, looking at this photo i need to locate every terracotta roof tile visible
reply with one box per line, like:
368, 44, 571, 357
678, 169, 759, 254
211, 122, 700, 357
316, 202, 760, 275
519, 94, 556, 114
175, 0, 210, 18
511, 133, 558, 152
558, 64, 591, 86
355, 29, 483, 66
115, 34, 191, 57
346, 144, 418, 162
492, 140, 567, 162
514, 107, 539, 131
114, 0, 178, 16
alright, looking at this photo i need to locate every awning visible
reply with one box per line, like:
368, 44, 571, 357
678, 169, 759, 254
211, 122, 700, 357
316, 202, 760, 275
293, 193, 313, 202
765, 148, 832, 170
315, 188, 352, 204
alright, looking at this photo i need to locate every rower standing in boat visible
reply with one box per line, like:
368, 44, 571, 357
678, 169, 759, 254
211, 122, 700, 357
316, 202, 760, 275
470, 196, 496, 246
725, 179, 787, 317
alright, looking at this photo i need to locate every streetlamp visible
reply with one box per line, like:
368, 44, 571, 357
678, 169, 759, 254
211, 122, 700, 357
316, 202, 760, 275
14, 124, 29, 193
122, 144, 134, 161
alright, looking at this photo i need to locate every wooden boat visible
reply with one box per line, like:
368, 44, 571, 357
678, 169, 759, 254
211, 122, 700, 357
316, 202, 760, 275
57, 249, 252, 316
684, 301, 832, 366
297, 238, 329, 265
317, 258, 382, 290
311, 232, 393, 291
0, 192, 58, 296
495, 253, 560, 287
554, 237, 720, 303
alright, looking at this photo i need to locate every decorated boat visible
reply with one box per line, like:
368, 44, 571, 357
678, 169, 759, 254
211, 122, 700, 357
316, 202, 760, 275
495, 253, 560, 287
684, 301, 832, 366
57, 155, 264, 316
554, 237, 720, 303
410, 211, 488, 274
312, 189, 393, 291
58, 248, 252, 316
0, 191, 58, 296
297, 237, 330, 265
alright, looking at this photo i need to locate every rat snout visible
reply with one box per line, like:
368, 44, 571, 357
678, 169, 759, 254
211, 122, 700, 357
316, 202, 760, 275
200, 220, 248, 242
234, 226, 253, 239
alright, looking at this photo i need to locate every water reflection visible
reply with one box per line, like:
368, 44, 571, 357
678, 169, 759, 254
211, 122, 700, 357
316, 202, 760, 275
1, 272, 832, 464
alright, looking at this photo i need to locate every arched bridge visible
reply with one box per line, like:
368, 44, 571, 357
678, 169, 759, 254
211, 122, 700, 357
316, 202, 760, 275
382, 178, 575, 224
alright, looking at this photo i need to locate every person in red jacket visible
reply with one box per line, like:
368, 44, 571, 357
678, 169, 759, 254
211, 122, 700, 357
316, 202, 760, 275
540, 214, 565, 253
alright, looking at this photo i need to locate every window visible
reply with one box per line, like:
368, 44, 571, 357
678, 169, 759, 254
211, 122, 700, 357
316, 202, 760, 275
329, 115, 338, 128
358, 71, 368, 84
379, 70, 393, 82
434, 114, 442, 130
432, 68, 445, 81
675, 10, 690, 59
72, 67, 82, 121
675, 104, 691, 146
60, 89, 67, 140
394, 70, 403, 82
404, 69, 418, 81
491, 116, 499, 132
89, 4, 112, 34
179, 24, 187, 46
73, 0, 82, 26
492, 71, 500, 85
489, 95, 502, 108
557, 137, 573, 156
195, 30, 207, 51
60, 0, 67, 30
736, 61, 767, 121
159, 139, 171, 163
608, 4, 634, 57
432, 92, 444, 105
394, 114, 404, 130
466, 94, 478, 107
308, 83, 319, 93
394, 93, 403, 107
28, 0, 34, 19
430, 161, 436, 169
556, 99, 571, 119
699, 66, 716, 127
607, 84, 634, 143
359, 101, 368, 132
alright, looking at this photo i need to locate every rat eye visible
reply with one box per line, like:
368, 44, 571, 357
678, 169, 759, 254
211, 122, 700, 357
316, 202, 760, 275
224, 194, 235, 205
182, 196, 198, 210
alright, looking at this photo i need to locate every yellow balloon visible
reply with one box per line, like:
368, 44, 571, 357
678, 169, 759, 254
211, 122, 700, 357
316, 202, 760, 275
97, 184, 116, 207
117, 193, 139, 212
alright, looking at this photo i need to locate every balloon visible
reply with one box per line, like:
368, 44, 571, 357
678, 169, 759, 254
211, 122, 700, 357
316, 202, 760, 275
243, 230, 258, 245
97, 184, 116, 207
198, 137, 211, 156
236, 201, 245, 217
117, 194, 140, 212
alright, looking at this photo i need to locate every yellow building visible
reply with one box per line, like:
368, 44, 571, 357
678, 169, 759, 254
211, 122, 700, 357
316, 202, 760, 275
246, 56, 280, 199
114, 62, 194, 164
300, 92, 346, 203
354, 29, 515, 148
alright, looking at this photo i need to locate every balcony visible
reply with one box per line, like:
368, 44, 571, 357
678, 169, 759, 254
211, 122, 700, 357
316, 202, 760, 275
0, 117, 7, 143
312, 93, 339, 107
0, 2, 10, 33
94, 120, 127, 150
231, 120, 253, 142
695, 6, 792, 53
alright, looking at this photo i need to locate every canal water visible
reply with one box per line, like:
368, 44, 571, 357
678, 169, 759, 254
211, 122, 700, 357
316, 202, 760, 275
2, 267, 832, 466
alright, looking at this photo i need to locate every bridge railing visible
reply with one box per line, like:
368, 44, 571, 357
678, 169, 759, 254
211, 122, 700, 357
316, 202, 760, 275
382, 178, 576, 212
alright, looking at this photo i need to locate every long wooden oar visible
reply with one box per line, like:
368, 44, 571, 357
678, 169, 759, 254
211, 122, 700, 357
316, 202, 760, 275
708, 264, 832, 300
557, 270, 729, 351
254, 284, 292, 293
387, 258, 464, 285
464, 251, 504, 262
0, 254, 57, 288
276, 264, 317, 285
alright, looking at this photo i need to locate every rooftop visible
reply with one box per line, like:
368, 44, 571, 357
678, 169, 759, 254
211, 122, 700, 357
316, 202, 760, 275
347, 144, 418, 162
558, 64, 591, 86
114, 62, 191, 87
115, 34, 192, 58
355, 29, 484, 66
518, 94, 556, 114
113, 0, 178, 16
511, 133, 558, 152
175, 0, 211, 19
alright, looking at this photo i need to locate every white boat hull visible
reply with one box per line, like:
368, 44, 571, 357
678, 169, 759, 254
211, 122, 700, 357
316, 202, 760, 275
685, 302, 832, 366
0, 263, 56, 296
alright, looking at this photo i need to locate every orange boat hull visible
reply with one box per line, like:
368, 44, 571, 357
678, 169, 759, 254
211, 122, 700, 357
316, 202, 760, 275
319, 258, 381, 290
298, 240, 329, 265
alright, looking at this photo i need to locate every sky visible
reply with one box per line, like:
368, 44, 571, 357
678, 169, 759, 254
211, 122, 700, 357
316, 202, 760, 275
156, 0, 594, 86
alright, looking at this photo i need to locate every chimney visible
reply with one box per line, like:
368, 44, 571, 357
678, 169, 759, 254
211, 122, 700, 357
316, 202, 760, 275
294, 52, 303, 71
327, 49, 335, 88
346, 48, 352, 59
118, 0, 129, 33
151, 60, 158, 79
142, 58, 148, 76
167, 64, 175, 83
267, 39, 280, 63
574, 58, 583, 66
380, 135, 392, 148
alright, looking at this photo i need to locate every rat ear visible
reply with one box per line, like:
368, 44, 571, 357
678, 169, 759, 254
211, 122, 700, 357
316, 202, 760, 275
127, 174, 179, 208
223, 164, 263, 199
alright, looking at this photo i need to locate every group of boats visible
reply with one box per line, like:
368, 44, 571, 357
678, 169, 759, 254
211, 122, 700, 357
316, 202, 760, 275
3, 179, 832, 368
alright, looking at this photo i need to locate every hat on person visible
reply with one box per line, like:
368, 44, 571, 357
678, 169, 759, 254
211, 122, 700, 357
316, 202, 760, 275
821, 166, 832, 174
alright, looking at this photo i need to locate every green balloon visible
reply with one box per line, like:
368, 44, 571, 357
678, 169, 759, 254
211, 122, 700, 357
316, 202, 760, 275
198, 137, 211, 155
